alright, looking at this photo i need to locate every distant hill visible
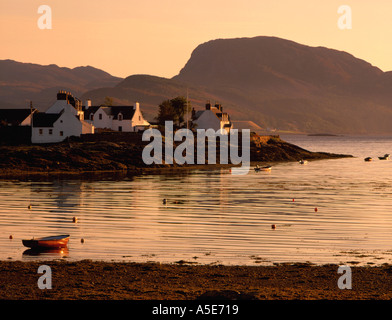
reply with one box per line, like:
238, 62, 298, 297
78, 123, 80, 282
3, 36, 392, 134
173, 36, 392, 134
0, 59, 123, 110
80, 74, 252, 121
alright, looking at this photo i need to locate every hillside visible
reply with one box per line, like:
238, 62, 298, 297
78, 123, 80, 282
173, 36, 392, 134
81, 36, 392, 134
3, 36, 392, 134
0, 60, 123, 110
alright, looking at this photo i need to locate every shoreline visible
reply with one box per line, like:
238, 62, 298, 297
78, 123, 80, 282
1, 260, 391, 300
0, 158, 351, 181
0, 134, 352, 180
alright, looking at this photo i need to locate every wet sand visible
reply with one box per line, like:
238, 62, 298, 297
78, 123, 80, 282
1, 260, 392, 300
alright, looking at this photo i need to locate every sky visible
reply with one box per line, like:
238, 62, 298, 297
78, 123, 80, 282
1, 0, 392, 78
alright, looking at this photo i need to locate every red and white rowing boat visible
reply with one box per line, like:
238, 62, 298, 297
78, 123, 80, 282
22, 234, 70, 249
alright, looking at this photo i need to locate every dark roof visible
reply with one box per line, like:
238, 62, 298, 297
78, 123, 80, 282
110, 106, 136, 120
85, 106, 136, 120
83, 106, 100, 119
0, 109, 36, 125
32, 112, 62, 127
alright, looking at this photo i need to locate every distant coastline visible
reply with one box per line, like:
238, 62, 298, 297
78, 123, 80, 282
0, 133, 352, 180
307, 133, 341, 137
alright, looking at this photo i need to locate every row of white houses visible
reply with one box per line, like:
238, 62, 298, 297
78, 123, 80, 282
0, 90, 243, 144
31, 91, 151, 143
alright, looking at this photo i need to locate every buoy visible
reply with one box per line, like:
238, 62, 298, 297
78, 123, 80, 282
9, 235, 13, 239
163, 199, 167, 205
271, 224, 276, 230
314, 207, 318, 212
28, 205, 32, 210
81, 238, 85, 243
72, 217, 78, 223
292, 199, 295, 202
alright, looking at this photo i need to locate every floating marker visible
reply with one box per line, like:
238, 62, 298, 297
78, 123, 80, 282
72, 217, 78, 223
9, 235, 13, 239
314, 208, 318, 212
271, 224, 276, 230
81, 238, 85, 243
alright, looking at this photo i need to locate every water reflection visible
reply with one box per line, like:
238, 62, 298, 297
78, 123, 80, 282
1, 136, 392, 265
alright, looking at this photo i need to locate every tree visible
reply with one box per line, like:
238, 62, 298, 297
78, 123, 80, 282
103, 96, 114, 106
156, 96, 191, 127
157, 99, 177, 125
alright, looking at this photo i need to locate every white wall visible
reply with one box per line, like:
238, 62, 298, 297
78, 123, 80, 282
32, 108, 84, 143
92, 107, 112, 129
193, 110, 222, 131
46, 100, 78, 115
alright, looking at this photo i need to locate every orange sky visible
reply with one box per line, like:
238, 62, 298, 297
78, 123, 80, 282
1, 0, 392, 78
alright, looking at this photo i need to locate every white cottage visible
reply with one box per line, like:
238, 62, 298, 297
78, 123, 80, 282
84, 102, 150, 132
192, 102, 233, 133
31, 91, 94, 144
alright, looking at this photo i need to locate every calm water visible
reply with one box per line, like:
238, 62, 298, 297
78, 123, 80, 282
1, 135, 392, 266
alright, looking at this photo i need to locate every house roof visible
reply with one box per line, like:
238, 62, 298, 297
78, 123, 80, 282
85, 106, 136, 120
193, 108, 231, 121
32, 112, 62, 127
83, 106, 100, 119
0, 108, 36, 125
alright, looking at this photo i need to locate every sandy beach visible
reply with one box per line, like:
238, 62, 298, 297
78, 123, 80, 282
1, 260, 392, 300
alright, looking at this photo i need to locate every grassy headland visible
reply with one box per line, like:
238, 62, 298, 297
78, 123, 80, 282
0, 133, 351, 179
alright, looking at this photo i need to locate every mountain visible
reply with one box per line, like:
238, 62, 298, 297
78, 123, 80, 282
173, 36, 392, 134
0, 59, 123, 110
80, 74, 251, 121
81, 36, 392, 134
3, 36, 392, 134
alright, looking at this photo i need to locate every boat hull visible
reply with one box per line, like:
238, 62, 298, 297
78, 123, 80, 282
22, 235, 70, 249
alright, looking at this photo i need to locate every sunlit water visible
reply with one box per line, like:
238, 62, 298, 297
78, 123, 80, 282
1, 135, 392, 266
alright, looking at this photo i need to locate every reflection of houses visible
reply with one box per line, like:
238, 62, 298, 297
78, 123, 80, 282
31, 91, 94, 144
84, 101, 150, 132
192, 102, 233, 133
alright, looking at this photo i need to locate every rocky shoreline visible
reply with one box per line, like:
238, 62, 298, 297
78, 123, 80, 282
0, 134, 352, 179
0, 260, 391, 300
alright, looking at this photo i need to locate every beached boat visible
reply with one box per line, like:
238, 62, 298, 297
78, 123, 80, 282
254, 165, 272, 172
378, 154, 390, 160
22, 234, 70, 249
299, 160, 308, 164
364, 157, 373, 162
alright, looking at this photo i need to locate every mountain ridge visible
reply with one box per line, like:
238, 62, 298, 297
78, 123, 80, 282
2, 36, 392, 134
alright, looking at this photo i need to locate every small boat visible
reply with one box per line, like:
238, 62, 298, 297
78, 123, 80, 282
299, 160, 308, 165
378, 154, 390, 160
22, 234, 70, 249
255, 165, 272, 172
364, 157, 373, 162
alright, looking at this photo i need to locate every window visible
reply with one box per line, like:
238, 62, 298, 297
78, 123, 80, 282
60, 131, 64, 137
90, 114, 94, 120
39, 129, 43, 135
118, 113, 123, 121
139, 116, 141, 121
118, 126, 122, 132
99, 113, 102, 120
49, 129, 53, 135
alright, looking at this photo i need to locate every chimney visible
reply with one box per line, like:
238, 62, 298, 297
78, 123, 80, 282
85, 99, 91, 110
134, 102, 140, 111
57, 90, 67, 101
206, 101, 211, 110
